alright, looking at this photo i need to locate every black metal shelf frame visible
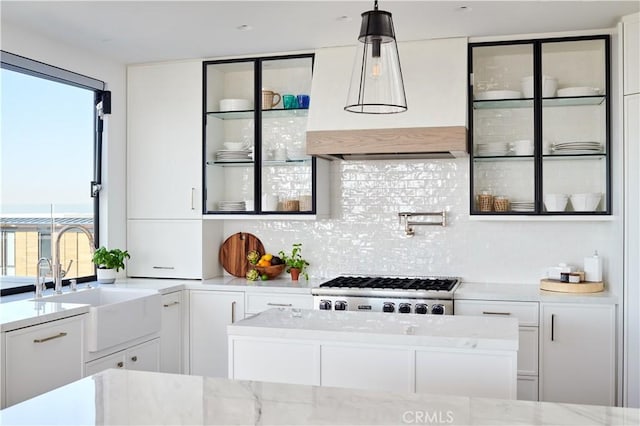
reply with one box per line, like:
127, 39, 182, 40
468, 35, 611, 216
202, 53, 316, 216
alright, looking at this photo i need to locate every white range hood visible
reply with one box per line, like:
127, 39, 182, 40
305, 37, 468, 160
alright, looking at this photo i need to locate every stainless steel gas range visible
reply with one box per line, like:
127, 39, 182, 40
311, 276, 461, 315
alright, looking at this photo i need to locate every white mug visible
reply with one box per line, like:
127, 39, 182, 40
262, 193, 278, 211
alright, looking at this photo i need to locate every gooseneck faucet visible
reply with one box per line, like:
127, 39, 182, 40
53, 225, 95, 294
35, 257, 52, 298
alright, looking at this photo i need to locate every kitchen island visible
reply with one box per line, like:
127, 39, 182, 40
1, 368, 637, 425
228, 308, 519, 399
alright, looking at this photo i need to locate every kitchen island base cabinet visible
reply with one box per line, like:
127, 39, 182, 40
189, 290, 244, 378
2, 314, 85, 408
539, 303, 616, 406
84, 338, 160, 376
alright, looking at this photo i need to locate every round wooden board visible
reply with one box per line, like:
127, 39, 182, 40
540, 279, 604, 293
219, 232, 265, 278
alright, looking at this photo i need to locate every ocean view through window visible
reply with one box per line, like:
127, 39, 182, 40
1, 54, 104, 295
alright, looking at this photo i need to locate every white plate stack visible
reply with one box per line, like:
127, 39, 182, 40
551, 141, 602, 155
218, 201, 246, 211
510, 200, 535, 212
215, 149, 253, 162
476, 142, 511, 156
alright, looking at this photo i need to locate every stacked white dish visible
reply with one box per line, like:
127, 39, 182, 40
570, 193, 601, 212
475, 90, 522, 100
218, 201, 246, 211
219, 99, 252, 111
510, 200, 535, 212
557, 87, 600, 97
551, 141, 602, 155
476, 142, 511, 156
215, 149, 253, 162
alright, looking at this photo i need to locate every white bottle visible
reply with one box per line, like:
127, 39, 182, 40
584, 251, 603, 282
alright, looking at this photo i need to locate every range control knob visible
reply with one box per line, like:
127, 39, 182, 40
334, 300, 347, 311
383, 302, 395, 313
415, 304, 428, 315
431, 304, 445, 315
399, 303, 411, 314
319, 300, 332, 310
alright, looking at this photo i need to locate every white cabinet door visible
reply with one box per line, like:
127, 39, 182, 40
517, 376, 539, 401
307, 38, 467, 132
84, 339, 160, 376
160, 291, 183, 373
127, 60, 202, 219
230, 339, 317, 385
624, 15, 640, 95
127, 220, 203, 279
85, 351, 125, 376
4, 315, 85, 408
190, 290, 245, 377
539, 303, 616, 405
126, 339, 160, 372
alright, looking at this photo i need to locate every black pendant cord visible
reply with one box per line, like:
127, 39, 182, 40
374, 0, 378, 10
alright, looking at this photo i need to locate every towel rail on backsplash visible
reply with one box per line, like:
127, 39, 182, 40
398, 211, 446, 236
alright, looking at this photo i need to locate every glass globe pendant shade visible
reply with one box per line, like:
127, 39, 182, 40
344, 1, 407, 114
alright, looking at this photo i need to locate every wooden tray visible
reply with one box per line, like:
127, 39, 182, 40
540, 279, 604, 293
219, 232, 264, 278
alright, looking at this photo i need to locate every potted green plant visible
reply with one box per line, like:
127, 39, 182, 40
92, 247, 130, 284
278, 243, 309, 281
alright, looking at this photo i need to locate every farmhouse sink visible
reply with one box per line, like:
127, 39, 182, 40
33, 287, 161, 352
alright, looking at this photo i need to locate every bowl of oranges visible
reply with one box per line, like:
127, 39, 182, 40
247, 251, 285, 280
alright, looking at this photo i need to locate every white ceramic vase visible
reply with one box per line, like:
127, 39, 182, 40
96, 268, 116, 284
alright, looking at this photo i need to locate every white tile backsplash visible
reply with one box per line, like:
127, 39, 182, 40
223, 158, 617, 285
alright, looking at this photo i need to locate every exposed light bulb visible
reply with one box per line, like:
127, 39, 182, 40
371, 56, 382, 79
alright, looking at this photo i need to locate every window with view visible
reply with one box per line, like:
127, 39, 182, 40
0, 52, 106, 295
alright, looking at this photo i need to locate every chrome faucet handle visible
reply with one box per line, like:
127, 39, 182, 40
70, 279, 77, 291
60, 259, 74, 278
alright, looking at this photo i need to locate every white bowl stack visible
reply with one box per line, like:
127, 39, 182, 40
544, 194, 569, 212
476, 142, 511, 156
570, 193, 601, 211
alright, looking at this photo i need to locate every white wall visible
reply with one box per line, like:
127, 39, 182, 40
1, 22, 127, 253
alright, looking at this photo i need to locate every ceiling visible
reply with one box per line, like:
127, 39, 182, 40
1, 1, 638, 64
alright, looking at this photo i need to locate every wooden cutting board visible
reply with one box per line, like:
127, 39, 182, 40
540, 279, 604, 293
219, 232, 265, 277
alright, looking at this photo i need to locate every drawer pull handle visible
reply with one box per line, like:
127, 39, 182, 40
231, 301, 236, 323
267, 303, 293, 307
117, 361, 124, 368
482, 311, 511, 316
551, 314, 555, 341
163, 301, 180, 307
33, 332, 67, 343
131, 356, 138, 362
153, 266, 175, 270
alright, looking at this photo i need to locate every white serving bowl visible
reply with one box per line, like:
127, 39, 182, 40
544, 193, 569, 212
219, 98, 252, 111
521, 75, 558, 98
223, 142, 246, 150
570, 193, 601, 211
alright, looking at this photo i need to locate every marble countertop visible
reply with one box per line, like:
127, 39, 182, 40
229, 307, 519, 350
457, 282, 618, 304
0, 300, 90, 332
1, 369, 637, 425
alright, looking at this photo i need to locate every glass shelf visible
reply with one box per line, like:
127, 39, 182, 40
207, 108, 309, 120
206, 160, 254, 167
263, 159, 311, 166
544, 153, 606, 160
473, 155, 534, 162
473, 95, 605, 110
473, 98, 533, 109
543, 96, 605, 107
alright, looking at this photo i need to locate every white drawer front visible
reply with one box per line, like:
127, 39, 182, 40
517, 375, 539, 401
455, 300, 539, 326
245, 293, 313, 314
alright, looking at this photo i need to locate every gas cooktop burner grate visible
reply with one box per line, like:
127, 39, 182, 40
319, 276, 459, 292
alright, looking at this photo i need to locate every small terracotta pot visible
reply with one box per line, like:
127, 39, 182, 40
290, 268, 301, 281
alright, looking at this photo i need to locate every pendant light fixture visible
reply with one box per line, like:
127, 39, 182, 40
344, 0, 407, 114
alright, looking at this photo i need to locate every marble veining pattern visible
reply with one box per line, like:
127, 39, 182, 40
1, 369, 637, 425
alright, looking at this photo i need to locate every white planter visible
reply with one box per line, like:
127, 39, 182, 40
96, 268, 116, 284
